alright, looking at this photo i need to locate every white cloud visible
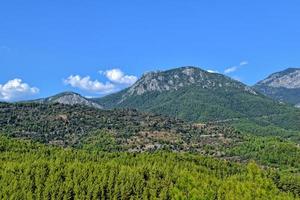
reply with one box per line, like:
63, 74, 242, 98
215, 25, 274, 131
64, 75, 115, 94
224, 66, 238, 74
207, 69, 219, 73
240, 61, 248, 66
103, 68, 137, 85
224, 61, 248, 74
0, 79, 39, 101
64, 68, 137, 95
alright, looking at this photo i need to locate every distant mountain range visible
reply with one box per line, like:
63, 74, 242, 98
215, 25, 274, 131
18, 66, 300, 142
254, 68, 300, 108
25, 67, 300, 113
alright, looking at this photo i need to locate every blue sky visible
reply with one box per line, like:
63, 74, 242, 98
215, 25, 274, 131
1, 0, 300, 101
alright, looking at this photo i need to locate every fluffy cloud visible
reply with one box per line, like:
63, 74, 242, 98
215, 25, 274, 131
102, 69, 138, 85
64, 69, 137, 94
0, 79, 39, 101
64, 75, 115, 94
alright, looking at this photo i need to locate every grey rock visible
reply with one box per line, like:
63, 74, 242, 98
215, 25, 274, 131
119, 66, 257, 103
31, 92, 103, 109
254, 68, 300, 106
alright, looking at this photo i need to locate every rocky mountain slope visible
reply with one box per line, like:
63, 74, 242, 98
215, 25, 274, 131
31, 91, 103, 109
95, 66, 300, 142
95, 66, 290, 121
121, 66, 257, 98
254, 68, 300, 107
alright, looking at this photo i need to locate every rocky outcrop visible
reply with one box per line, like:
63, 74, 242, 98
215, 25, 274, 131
122, 66, 257, 101
32, 92, 103, 109
254, 68, 300, 107
257, 68, 300, 89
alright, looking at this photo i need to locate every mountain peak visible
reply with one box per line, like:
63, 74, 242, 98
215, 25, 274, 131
33, 91, 103, 109
257, 68, 300, 89
95, 66, 278, 123
254, 68, 300, 107
125, 66, 256, 98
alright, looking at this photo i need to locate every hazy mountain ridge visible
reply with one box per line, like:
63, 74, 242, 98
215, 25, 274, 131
254, 68, 300, 106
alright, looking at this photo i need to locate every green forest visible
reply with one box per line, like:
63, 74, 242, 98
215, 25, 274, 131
0, 136, 299, 200
0, 102, 300, 199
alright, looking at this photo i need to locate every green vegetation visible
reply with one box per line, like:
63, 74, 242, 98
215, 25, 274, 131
98, 86, 290, 122
225, 135, 300, 195
97, 78, 300, 143
0, 101, 299, 198
224, 135, 300, 170
231, 119, 300, 143
0, 136, 298, 199
96, 67, 300, 143
100, 86, 300, 142
0, 102, 240, 153
254, 85, 300, 106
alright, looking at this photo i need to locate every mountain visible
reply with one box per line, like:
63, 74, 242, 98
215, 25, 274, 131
95, 66, 290, 121
95, 66, 300, 142
254, 68, 300, 107
31, 91, 103, 109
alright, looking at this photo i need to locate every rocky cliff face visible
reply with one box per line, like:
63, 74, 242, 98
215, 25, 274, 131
257, 68, 300, 89
254, 68, 300, 106
33, 92, 103, 109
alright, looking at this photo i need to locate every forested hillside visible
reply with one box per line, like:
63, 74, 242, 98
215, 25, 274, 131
0, 136, 298, 199
96, 67, 274, 122
0, 102, 240, 154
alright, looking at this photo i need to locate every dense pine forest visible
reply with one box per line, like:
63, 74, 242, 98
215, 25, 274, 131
0, 136, 299, 200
